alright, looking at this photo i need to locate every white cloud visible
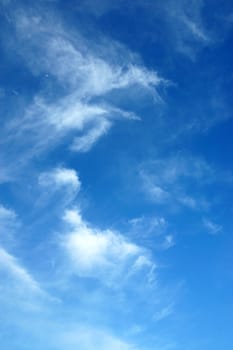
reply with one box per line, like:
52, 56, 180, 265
128, 215, 174, 251
42, 99, 109, 132
61, 209, 154, 285
181, 15, 209, 42
39, 167, 81, 191
129, 215, 166, 234
140, 172, 170, 204
162, 0, 210, 58
0, 246, 39, 290
203, 218, 222, 235
13, 19, 162, 97
0, 5, 164, 179
0, 245, 53, 312
141, 176, 169, 203
71, 118, 112, 152
153, 303, 174, 321
0, 204, 17, 221
178, 195, 197, 209
140, 155, 214, 209
161, 235, 175, 250
37, 35, 162, 97
38, 167, 81, 207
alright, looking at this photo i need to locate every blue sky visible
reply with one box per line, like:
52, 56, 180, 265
0, 0, 233, 349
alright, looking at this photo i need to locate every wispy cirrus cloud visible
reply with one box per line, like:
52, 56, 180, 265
70, 118, 112, 153
0, 246, 40, 292
129, 215, 166, 235
128, 215, 174, 250
164, 0, 210, 57
153, 302, 174, 322
0, 4, 164, 182
0, 245, 52, 311
140, 154, 214, 210
76, 0, 210, 58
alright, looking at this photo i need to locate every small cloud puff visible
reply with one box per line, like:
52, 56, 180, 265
39, 167, 81, 191
140, 155, 214, 210
61, 209, 154, 286
38, 167, 81, 207
161, 235, 175, 250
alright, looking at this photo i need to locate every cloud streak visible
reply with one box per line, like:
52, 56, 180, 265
203, 218, 222, 235
0, 245, 53, 313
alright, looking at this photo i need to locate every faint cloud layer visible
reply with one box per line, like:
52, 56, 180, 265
128, 215, 174, 250
76, 0, 210, 58
202, 218, 222, 235
140, 154, 214, 210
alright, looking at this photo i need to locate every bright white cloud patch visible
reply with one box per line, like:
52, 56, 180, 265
62, 209, 153, 285
39, 167, 81, 191
38, 167, 81, 208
